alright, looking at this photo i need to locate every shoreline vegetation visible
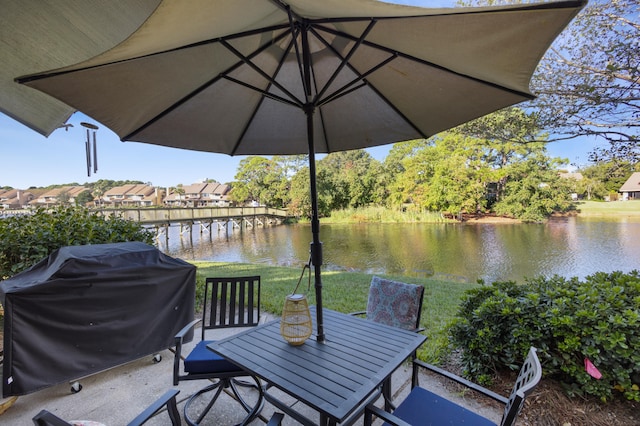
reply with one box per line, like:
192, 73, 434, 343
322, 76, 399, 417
318, 200, 640, 225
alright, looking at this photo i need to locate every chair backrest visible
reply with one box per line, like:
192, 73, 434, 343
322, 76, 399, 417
201, 276, 261, 340
500, 347, 542, 426
366, 276, 424, 331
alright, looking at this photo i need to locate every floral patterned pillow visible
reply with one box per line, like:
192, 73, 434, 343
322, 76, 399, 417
366, 276, 424, 330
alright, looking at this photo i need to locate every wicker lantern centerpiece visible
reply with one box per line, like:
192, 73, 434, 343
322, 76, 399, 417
280, 263, 313, 345
281, 294, 313, 345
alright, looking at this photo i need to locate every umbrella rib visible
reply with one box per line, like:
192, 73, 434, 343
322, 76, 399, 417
285, 6, 307, 100
309, 25, 398, 107
315, 25, 427, 140
220, 39, 304, 107
316, 24, 535, 100
123, 29, 296, 141
305, 30, 331, 153
318, 55, 396, 108
313, 19, 377, 104
16, 23, 291, 84
367, 79, 429, 140
319, 82, 368, 108
222, 76, 299, 108
229, 30, 301, 155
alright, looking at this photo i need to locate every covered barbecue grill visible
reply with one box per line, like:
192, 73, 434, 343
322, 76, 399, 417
0, 242, 195, 397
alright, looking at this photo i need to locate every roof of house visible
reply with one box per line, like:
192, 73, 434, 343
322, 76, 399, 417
0, 189, 19, 200
183, 183, 208, 195
209, 183, 230, 195
39, 186, 87, 198
620, 172, 640, 192
559, 172, 583, 180
104, 184, 135, 196
66, 186, 89, 197
104, 184, 154, 197
173, 183, 230, 198
0, 190, 35, 206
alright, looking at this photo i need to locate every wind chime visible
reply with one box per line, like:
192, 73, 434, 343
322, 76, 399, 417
80, 122, 99, 177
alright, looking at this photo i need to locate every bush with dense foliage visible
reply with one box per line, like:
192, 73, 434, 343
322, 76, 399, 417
450, 272, 640, 402
0, 206, 155, 280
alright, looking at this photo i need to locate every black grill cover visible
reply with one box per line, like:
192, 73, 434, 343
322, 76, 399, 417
0, 242, 195, 397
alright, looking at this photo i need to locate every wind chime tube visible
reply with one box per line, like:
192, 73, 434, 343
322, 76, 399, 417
93, 131, 98, 173
85, 128, 91, 177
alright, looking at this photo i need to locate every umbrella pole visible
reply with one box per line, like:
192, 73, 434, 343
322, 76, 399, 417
300, 21, 325, 343
306, 104, 325, 343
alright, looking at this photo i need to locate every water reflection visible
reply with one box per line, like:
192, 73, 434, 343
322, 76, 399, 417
158, 217, 640, 283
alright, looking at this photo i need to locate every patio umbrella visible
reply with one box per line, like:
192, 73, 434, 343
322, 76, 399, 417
16, 0, 585, 342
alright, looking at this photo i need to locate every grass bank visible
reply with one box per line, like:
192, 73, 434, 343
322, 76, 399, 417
576, 200, 640, 216
309, 202, 640, 224
192, 261, 480, 362
322, 206, 453, 223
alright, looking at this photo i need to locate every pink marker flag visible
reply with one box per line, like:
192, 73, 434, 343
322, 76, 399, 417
585, 358, 602, 379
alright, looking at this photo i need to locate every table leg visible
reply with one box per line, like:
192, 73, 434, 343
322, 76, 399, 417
382, 377, 392, 411
319, 413, 337, 426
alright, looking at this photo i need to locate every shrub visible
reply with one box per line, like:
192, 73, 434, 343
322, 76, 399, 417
450, 272, 640, 402
0, 206, 154, 280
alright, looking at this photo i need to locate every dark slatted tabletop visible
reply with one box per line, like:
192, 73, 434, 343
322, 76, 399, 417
208, 307, 426, 425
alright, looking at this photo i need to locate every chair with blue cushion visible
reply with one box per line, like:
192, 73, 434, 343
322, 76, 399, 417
364, 346, 542, 426
173, 276, 264, 425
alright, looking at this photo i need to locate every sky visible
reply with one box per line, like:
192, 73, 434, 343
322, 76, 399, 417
1, 0, 604, 190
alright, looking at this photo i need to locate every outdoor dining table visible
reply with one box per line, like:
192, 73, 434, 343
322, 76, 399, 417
207, 306, 427, 426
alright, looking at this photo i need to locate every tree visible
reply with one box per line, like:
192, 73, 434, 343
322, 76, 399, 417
75, 190, 94, 206
389, 134, 494, 215
272, 155, 308, 178
574, 175, 606, 201
317, 150, 383, 211
288, 167, 311, 218
453, 107, 548, 201
494, 152, 574, 222
463, 0, 638, 164
385, 121, 573, 221
530, 0, 639, 163
580, 160, 635, 195
172, 184, 186, 206
288, 166, 333, 218
384, 139, 432, 207
231, 156, 290, 208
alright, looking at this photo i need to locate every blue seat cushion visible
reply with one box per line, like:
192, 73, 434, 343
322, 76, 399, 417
389, 387, 497, 426
184, 340, 243, 374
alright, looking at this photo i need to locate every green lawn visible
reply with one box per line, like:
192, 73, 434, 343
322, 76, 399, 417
576, 200, 640, 216
192, 261, 480, 362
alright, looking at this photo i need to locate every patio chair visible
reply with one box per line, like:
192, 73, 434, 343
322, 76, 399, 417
351, 276, 425, 334
32, 390, 284, 426
32, 389, 181, 426
364, 347, 542, 426
351, 276, 425, 409
173, 276, 264, 425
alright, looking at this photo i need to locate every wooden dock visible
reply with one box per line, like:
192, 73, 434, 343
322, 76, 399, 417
95, 206, 289, 241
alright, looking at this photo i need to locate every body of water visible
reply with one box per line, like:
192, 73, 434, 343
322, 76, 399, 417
158, 217, 640, 283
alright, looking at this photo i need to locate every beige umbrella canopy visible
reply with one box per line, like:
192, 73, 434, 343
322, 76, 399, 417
1, 0, 161, 136
17, 0, 585, 342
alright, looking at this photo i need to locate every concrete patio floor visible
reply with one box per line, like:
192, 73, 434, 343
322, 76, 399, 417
1, 316, 503, 425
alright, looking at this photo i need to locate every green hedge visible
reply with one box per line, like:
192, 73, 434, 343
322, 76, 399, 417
0, 206, 154, 280
450, 272, 640, 402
